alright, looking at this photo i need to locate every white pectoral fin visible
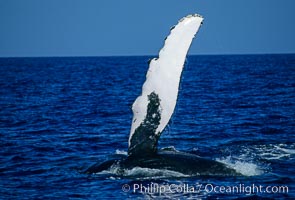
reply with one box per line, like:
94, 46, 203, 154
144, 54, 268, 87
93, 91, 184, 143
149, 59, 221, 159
128, 14, 203, 156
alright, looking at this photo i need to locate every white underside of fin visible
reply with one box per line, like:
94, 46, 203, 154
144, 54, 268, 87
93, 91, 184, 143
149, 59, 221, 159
129, 14, 204, 147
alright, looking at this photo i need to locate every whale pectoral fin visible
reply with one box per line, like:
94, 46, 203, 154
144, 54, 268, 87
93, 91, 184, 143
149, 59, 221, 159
128, 15, 203, 157
128, 92, 162, 156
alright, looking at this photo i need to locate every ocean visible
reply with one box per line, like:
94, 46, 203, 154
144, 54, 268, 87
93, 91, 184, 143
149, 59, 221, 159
0, 54, 294, 199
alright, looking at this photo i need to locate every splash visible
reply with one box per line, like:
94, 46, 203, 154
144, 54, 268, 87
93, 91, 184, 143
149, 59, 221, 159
216, 156, 263, 176
160, 146, 180, 152
98, 164, 189, 179
115, 149, 128, 156
123, 167, 189, 179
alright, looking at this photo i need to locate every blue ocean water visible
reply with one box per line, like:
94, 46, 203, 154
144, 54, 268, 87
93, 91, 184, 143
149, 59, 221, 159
0, 54, 294, 199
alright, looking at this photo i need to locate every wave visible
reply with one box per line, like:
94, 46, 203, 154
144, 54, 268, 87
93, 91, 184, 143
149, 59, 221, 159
257, 144, 295, 161
239, 143, 295, 161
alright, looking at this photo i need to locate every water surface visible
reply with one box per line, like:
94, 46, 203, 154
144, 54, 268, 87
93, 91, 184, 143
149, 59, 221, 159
0, 54, 294, 199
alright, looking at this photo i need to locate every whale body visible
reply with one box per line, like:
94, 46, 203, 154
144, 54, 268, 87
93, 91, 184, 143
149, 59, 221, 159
86, 150, 239, 176
86, 14, 240, 176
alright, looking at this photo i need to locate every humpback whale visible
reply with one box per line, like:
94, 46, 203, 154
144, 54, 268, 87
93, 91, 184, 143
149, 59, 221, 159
86, 14, 240, 176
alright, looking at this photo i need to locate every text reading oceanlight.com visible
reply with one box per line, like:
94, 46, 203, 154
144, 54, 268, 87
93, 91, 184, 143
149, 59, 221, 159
122, 183, 289, 196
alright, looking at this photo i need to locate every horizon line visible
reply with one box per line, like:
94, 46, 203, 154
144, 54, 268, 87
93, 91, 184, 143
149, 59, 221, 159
0, 52, 294, 59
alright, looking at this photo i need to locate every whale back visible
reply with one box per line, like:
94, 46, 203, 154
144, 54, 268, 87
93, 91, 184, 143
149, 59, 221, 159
128, 15, 203, 156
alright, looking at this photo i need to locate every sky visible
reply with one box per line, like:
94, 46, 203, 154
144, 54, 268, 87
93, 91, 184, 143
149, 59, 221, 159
0, 0, 295, 57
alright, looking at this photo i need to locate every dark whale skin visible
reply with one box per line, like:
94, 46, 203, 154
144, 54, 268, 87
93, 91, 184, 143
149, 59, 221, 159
86, 150, 240, 176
